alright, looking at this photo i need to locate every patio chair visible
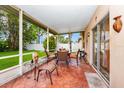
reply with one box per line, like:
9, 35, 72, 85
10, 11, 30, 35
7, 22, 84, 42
56, 51, 70, 67
80, 50, 87, 63
44, 49, 56, 63
37, 61, 59, 85
30, 52, 39, 80
69, 49, 80, 66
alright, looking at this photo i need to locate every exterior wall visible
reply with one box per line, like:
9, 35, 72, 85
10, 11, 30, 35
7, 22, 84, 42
84, 5, 109, 64
85, 5, 124, 87
110, 6, 124, 88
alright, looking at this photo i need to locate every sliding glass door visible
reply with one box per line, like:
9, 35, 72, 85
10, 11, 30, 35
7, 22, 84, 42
99, 16, 110, 81
92, 14, 110, 82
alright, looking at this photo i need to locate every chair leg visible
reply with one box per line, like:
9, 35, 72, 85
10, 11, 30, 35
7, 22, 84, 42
48, 71, 53, 85
56, 60, 58, 65
77, 58, 78, 66
34, 66, 37, 80
80, 52, 82, 59
66, 60, 69, 68
84, 57, 87, 64
56, 67, 59, 76
46, 70, 48, 76
69, 58, 71, 63
37, 70, 40, 81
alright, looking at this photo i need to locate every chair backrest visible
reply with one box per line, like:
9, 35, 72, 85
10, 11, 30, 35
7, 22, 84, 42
82, 50, 87, 57
44, 49, 49, 58
57, 51, 69, 61
32, 52, 39, 63
76, 49, 80, 58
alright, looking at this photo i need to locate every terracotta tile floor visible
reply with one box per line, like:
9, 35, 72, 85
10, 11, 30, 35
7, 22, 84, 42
0, 58, 95, 88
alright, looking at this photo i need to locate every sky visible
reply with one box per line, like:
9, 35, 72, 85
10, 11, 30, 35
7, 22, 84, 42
71, 33, 80, 42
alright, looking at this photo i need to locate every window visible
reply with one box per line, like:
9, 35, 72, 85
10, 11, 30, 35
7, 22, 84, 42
23, 19, 46, 63
0, 7, 19, 70
58, 34, 70, 51
48, 32, 57, 52
71, 32, 82, 52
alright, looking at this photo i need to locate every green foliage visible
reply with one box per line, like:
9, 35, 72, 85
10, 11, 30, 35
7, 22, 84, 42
58, 35, 69, 43
0, 40, 9, 52
0, 9, 48, 51
23, 20, 46, 49
0, 9, 19, 51
43, 38, 47, 50
43, 36, 56, 52
23, 21, 38, 49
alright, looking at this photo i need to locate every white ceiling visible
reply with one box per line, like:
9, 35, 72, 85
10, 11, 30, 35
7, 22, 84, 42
17, 5, 97, 33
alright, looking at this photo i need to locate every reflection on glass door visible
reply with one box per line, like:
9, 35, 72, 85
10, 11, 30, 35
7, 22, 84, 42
93, 27, 97, 67
99, 16, 110, 81
92, 14, 110, 82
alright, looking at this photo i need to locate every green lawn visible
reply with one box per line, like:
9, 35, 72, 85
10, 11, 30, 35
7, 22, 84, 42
0, 51, 19, 57
23, 51, 46, 62
0, 50, 34, 57
0, 50, 46, 71
0, 56, 19, 70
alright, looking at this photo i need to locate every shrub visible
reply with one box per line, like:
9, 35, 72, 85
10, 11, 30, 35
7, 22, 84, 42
43, 36, 56, 52
0, 40, 9, 52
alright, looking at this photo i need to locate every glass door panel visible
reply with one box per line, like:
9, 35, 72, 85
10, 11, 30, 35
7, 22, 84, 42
93, 27, 97, 67
99, 16, 110, 80
92, 14, 110, 82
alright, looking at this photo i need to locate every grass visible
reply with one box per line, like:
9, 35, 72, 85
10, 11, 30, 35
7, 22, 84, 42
0, 50, 34, 57
0, 56, 19, 71
23, 51, 46, 62
0, 51, 19, 57
0, 50, 46, 71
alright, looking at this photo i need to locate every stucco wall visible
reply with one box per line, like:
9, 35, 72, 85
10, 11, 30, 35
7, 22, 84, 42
110, 6, 124, 88
85, 5, 124, 87
84, 6, 109, 64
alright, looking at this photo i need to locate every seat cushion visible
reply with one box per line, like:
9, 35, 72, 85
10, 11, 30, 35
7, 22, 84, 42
41, 61, 56, 72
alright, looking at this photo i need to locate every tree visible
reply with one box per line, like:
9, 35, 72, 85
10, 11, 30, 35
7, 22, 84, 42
0, 10, 19, 51
43, 36, 56, 52
23, 21, 37, 49
23, 20, 47, 49
58, 35, 69, 43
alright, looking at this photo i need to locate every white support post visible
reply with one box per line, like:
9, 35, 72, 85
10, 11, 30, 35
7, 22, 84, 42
19, 9, 23, 75
47, 28, 49, 52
